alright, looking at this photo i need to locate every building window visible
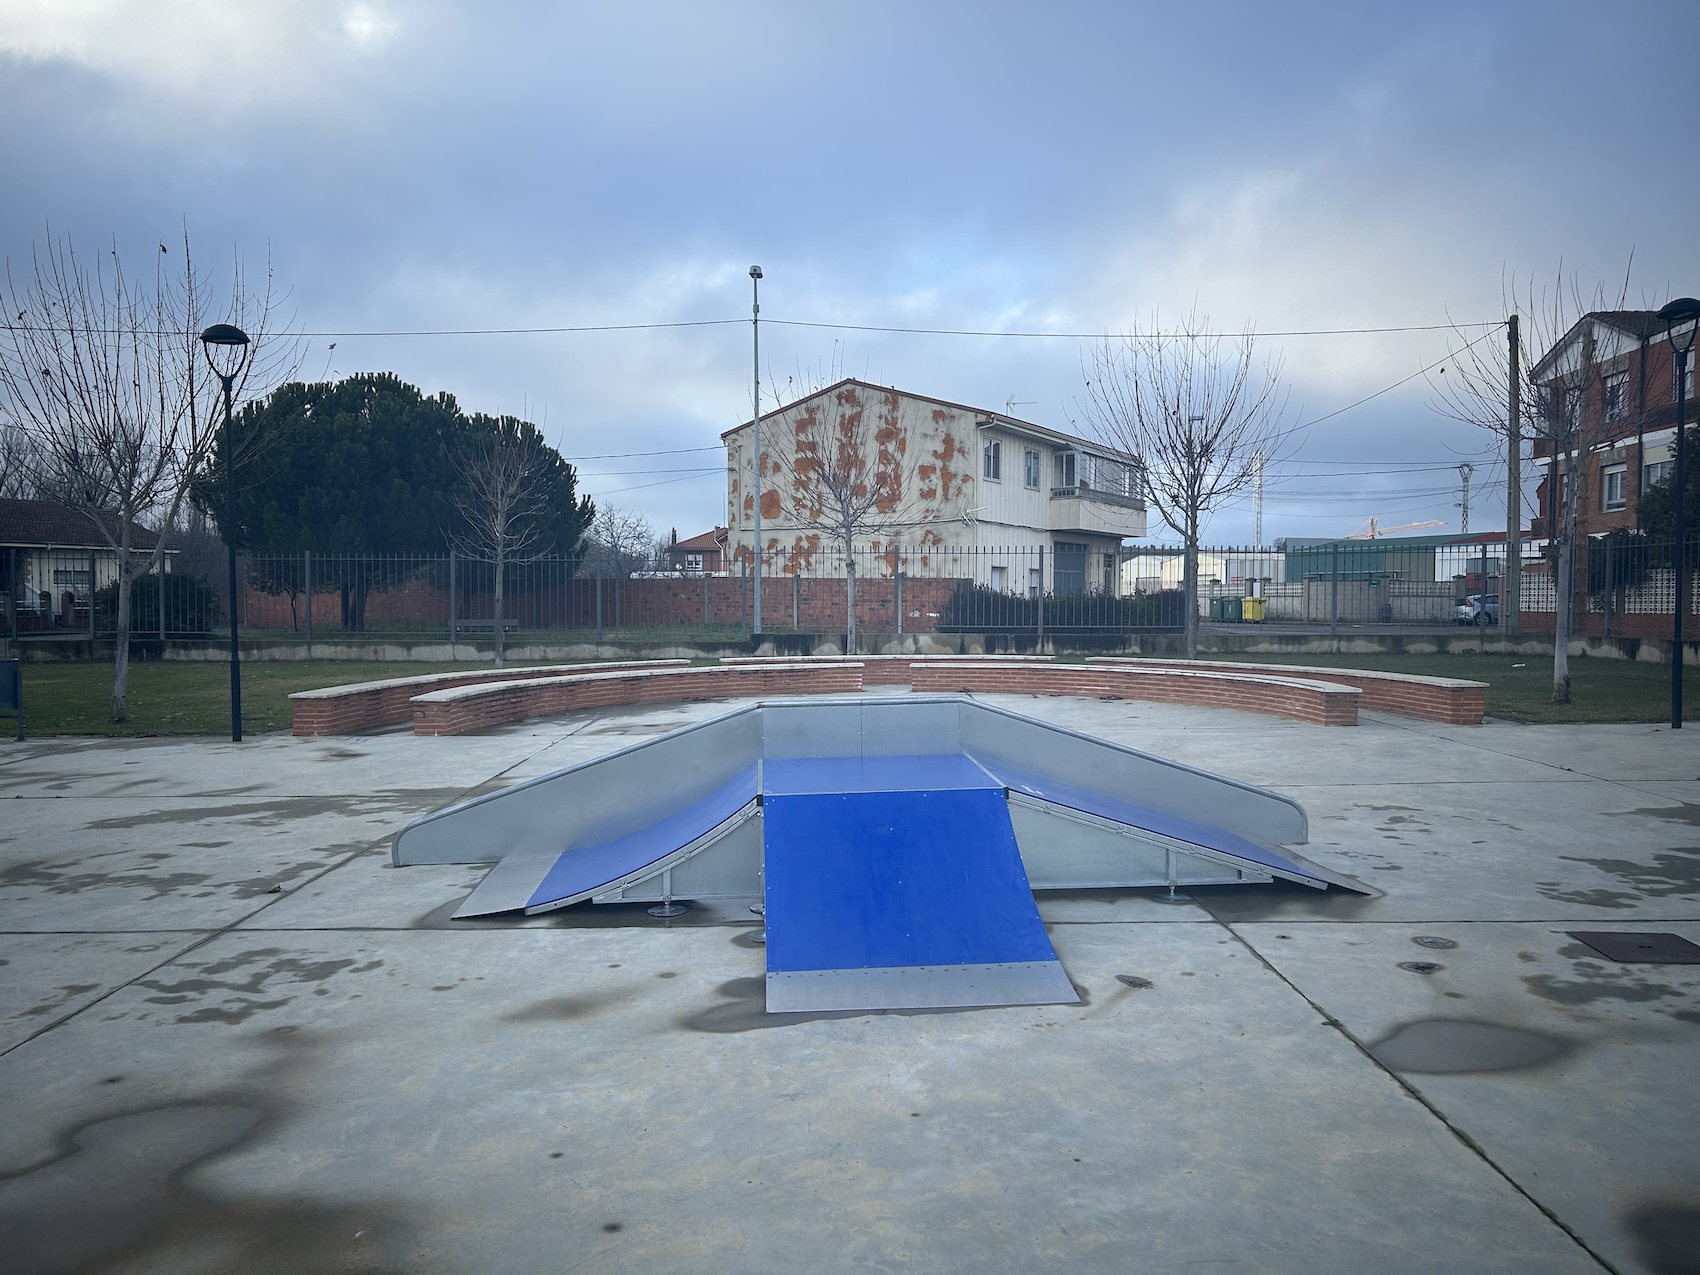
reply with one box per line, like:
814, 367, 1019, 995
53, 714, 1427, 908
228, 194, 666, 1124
983, 438, 1001, 481
1645, 458, 1675, 490
991, 565, 1008, 592
53, 568, 92, 595
1603, 370, 1628, 421
1023, 448, 1041, 489
1054, 451, 1076, 489
1028, 567, 1041, 598
1563, 386, 1582, 432
685, 552, 703, 572
1602, 464, 1627, 512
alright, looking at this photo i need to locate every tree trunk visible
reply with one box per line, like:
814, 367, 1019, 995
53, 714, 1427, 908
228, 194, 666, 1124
1552, 457, 1574, 705
844, 538, 858, 656
110, 550, 133, 723
493, 550, 506, 669
1183, 510, 1200, 659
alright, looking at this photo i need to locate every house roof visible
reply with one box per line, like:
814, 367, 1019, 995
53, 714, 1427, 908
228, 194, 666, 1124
720, 378, 1138, 463
1529, 310, 1674, 380
672, 527, 726, 552
0, 498, 163, 551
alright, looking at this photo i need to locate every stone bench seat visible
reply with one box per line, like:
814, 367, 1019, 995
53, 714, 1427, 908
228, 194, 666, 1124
289, 659, 690, 736
909, 660, 1360, 726
1086, 657, 1486, 725
720, 652, 1052, 685
408, 662, 866, 736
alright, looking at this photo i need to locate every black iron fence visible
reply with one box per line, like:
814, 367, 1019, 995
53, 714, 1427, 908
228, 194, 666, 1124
3, 536, 1695, 646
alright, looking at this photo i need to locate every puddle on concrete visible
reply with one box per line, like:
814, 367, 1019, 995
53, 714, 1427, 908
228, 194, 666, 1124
0, 1102, 408, 1273
136, 949, 384, 1025
1617, 801, 1700, 829
1536, 848, 1700, 909
1623, 1200, 1700, 1275
1368, 1018, 1568, 1073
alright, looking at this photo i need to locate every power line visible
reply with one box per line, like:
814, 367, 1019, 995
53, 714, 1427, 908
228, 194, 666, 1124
1294, 326, 1500, 430
565, 445, 722, 460
767, 319, 1501, 340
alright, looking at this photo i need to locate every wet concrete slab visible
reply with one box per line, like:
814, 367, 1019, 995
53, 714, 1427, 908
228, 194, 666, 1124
0, 692, 1696, 1273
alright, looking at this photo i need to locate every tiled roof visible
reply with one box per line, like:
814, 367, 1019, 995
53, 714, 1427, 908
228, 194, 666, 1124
0, 498, 163, 550
673, 527, 727, 551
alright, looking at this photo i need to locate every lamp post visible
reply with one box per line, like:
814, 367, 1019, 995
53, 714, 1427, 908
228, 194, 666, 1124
200, 323, 251, 742
1658, 298, 1700, 730
749, 265, 763, 638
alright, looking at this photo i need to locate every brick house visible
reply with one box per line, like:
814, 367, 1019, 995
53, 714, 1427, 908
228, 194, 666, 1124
663, 527, 728, 575
1529, 310, 1693, 542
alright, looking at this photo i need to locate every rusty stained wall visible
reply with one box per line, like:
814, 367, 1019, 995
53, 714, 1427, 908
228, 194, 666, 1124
724, 382, 981, 576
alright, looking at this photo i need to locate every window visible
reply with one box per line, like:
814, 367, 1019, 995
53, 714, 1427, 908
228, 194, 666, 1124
1563, 386, 1582, 432
1645, 458, 1675, 490
685, 552, 703, 572
1028, 567, 1041, 598
1054, 451, 1076, 489
1603, 371, 1628, 421
990, 565, 1008, 592
1103, 553, 1117, 594
1023, 448, 1041, 489
53, 568, 92, 595
983, 438, 1001, 481
1602, 464, 1627, 512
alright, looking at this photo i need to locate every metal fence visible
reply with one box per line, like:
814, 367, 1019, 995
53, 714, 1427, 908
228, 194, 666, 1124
3, 537, 1696, 646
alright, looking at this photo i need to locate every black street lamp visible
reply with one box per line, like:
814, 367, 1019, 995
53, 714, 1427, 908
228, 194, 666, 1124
1658, 298, 1699, 729
200, 323, 251, 742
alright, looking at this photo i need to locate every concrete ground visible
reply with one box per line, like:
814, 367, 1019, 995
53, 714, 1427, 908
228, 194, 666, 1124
1, 694, 1697, 1274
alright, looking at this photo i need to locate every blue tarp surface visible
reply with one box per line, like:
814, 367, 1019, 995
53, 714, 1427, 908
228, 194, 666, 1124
971, 756, 1326, 886
763, 782, 1058, 973
525, 765, 759, 910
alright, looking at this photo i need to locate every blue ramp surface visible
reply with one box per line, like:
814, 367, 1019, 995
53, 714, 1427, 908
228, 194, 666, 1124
763, 771, 1077, 1012
974, 758, 1334, 890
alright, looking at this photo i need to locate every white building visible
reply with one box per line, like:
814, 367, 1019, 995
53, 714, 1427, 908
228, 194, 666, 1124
721, 380, 1146, 594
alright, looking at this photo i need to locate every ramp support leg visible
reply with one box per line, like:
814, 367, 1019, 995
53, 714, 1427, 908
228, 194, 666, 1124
647, 868, 688, 918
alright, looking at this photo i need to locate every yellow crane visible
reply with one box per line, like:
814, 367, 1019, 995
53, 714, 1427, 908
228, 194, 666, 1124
1344, 517, 1446, 540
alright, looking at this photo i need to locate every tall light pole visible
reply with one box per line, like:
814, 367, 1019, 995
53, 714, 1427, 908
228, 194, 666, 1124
1659, 298, 1700, 729
201, 323, 251, 742
749, 265, 763, 638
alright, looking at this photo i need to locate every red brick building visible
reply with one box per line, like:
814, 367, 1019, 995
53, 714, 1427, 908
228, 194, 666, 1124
663, 527, 728, 575
1530, 310, 1693, 542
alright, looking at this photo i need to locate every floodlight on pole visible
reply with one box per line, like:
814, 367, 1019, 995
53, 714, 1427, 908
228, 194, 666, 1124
749, 265, 763, 639
200, 323, 251, 742
1659, 297, 1700, 729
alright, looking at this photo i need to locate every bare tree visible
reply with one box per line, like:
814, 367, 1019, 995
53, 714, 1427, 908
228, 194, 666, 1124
581, 505, 658, 578
450, 416, 555, 669
0, 231, 293, 721
774, 383, 929, 655
1079, 313, 1291, 657
1430, 266, 1632, 703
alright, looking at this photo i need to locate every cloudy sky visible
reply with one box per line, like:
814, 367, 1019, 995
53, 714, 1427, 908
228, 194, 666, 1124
5, 0, 1696, 545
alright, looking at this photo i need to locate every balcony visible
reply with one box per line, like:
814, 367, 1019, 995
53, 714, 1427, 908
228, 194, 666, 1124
1048, 485, 1147, 538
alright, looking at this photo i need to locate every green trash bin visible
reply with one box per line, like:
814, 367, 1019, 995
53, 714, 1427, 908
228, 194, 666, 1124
1210, 596, 1242, 622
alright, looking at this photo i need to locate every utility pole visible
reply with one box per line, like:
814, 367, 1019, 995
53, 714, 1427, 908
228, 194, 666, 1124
749, 265, 763, 637
1252, 451, 1265, 548
1505, 314, 1522, 638
1457, 462, 1473, 536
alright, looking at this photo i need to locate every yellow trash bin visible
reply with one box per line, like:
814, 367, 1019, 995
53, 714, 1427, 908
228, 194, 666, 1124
1241, 596, 1267, 623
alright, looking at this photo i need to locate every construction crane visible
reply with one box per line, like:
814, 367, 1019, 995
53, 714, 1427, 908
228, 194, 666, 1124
1345, 517, 1446, 540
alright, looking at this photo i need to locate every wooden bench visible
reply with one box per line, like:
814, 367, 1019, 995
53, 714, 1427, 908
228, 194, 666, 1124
908, 660, 1360, 726
1086, 657, 1486, 725
409, 662, 867, 736
289, 659, 691, 736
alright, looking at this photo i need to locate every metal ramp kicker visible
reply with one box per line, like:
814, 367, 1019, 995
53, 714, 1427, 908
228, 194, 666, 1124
394, 696, 1368, 1012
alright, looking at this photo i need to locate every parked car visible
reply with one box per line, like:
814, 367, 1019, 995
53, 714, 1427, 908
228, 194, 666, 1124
1455, 593, 1500, 626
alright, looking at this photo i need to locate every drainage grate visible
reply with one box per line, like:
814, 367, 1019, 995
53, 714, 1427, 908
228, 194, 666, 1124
1567, 932, 1700, 964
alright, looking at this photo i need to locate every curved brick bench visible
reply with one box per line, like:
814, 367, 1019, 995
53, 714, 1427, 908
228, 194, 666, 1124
410, 662, 866, 736
1087, 657, 1486, 725
721, 653, 1053, 686
289, 659, 690, 736
909, 661, 1359, 726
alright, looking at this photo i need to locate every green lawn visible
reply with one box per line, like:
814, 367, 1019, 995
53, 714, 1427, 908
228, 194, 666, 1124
9, 650, 1696, 736
1204, 650, 1699, 725
14, 660, 528, 737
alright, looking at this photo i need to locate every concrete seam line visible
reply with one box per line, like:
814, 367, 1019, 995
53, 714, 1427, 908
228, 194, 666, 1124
1210, 915, 1621, 1275
0, 719, 588, 1061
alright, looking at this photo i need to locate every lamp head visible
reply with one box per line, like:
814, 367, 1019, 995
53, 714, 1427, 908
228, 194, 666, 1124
749, 265, 763, 280
1661, 298, 1700, 352
199, 323, 251, 379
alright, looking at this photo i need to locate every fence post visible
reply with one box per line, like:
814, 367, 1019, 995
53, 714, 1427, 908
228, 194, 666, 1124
1330, 543, 1340, 643
302, 550, 312, 650
792, 571, 799, 630
703, 572, 709, 627
595, 566, 603, 646
89, 549, 97, 639
1037, 545, 1045, 645
447, 549, 456, 647
740, 557, 748, 642
6, 547, 15, 642
1602, 538, 1613, 640
894, 543, 902, 637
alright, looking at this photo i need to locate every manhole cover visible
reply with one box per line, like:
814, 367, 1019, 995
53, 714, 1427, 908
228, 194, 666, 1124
1568, 932, 1700, 964
1412, 935, 1457, 950
1398, 961, 1443, 975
